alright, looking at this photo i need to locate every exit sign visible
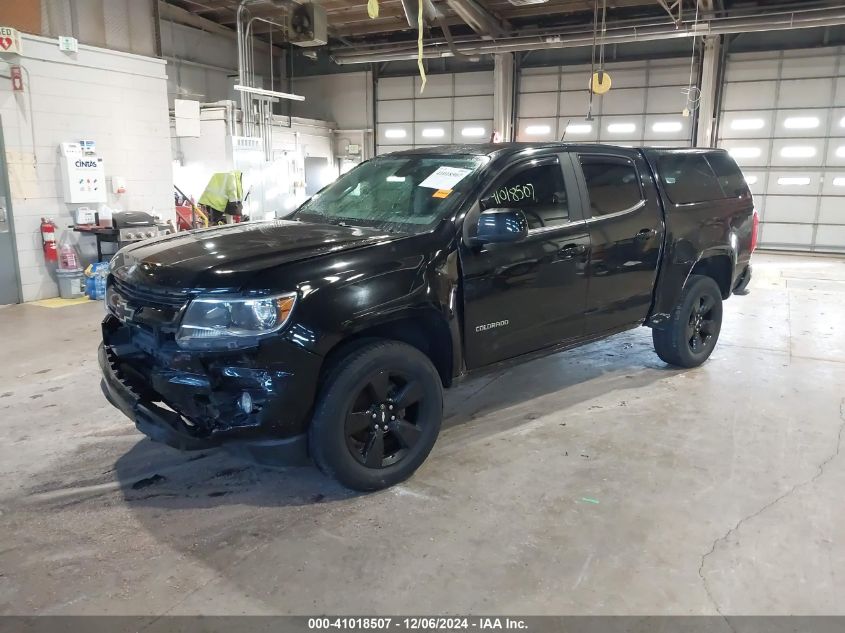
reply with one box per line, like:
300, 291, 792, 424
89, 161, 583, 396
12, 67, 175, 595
0, 27, 23, 55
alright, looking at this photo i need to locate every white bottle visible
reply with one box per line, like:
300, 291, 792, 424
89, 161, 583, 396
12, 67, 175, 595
99, 204, 113, 228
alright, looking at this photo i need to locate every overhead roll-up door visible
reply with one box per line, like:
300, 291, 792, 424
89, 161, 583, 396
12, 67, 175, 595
718, 47, 845, 253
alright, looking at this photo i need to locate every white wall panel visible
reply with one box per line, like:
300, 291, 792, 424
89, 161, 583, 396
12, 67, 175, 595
455, 95, 494, 119
777, 79, 832, 108
818, 198, 845, 224
722, 81, 777, 110
815, 225, 845, 250
761, 223, 814, 247
763, 196, 819, 223
519, 92, 557, 118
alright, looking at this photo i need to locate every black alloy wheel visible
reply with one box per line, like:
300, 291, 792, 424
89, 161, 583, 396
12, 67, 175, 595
309, 340, 443, 491
687, 293, 718, 355
344, 370, 425, 469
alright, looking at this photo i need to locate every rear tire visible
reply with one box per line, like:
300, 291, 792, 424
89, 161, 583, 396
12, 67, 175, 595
652, 274, 723, 368
309, 340, 443, 491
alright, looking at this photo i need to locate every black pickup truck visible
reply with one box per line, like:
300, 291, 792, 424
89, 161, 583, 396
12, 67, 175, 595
100, 143, 756, 490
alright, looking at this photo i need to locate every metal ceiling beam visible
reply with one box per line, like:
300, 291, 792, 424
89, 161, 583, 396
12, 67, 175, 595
331, 5, 845, 63
444, 0, 509, 37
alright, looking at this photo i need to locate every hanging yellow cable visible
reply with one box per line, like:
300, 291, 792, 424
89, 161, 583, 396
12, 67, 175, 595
367, 0, 379, 19
417, 0, 426, 93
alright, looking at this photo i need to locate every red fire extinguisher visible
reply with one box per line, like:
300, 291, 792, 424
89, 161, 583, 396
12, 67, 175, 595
41, 218, 58, 263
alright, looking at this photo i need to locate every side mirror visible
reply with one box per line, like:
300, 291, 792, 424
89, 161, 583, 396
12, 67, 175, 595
472, 208, 529, 245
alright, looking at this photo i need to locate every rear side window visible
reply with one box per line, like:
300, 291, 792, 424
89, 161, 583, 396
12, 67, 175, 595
657, 153, 724, 204
579, 155, 643, 217
706, 152, 750, 198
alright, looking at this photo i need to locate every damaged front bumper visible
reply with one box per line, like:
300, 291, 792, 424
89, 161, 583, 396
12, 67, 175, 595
99, 314, 320, 466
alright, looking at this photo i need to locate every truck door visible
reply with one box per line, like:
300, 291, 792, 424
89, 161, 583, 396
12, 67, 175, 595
574, 150, 663, 335
460, 153, 591, 368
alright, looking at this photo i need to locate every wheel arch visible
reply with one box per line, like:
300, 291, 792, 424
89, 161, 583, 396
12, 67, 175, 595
688, 251, 734, 299
319, 310, 456, 390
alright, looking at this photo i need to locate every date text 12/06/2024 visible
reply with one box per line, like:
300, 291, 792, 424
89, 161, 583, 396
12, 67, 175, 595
307, 617, 529, 630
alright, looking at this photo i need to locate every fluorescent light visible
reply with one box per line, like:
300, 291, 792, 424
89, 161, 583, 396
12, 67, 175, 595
386, 175, 406, 182
421, 127, 445, 138
744, 175, 758, 185
461, 126, 486, 138
525, 124, 551, 135
652, 121, 683, 133
728, 146, 762, 159
780, 146, 816, 158
777, 176, 811, 186
840, 116, 845, 128
566, 123, 592, 134
833, 177, 845, 186
607, 122, 636, 134
384, 129, 407, 139
233, 84, 305, 101
783, 116, 819, 130
730, 118, 765, 130
836, 146, 845, 157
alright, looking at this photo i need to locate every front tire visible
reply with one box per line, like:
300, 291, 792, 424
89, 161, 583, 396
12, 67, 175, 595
309, 340, 443, 491
652, 274, 723, 368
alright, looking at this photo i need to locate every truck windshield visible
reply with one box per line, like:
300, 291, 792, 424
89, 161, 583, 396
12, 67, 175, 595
292, 155, 487, 234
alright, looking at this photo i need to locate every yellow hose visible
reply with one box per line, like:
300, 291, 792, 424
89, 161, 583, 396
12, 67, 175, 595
417, 0, 426, 93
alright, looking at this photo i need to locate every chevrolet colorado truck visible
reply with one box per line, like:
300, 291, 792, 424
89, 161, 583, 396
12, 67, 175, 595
100, 143, 757, 491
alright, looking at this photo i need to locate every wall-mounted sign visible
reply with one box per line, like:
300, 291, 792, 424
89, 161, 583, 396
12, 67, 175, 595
0, 27, 23, 55
60, 143, 107, 204
58, 35, 78, 53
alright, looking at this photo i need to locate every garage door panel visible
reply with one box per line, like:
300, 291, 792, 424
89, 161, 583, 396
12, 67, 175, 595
644, 114, 690, 142
454, 95, 493, 119
773, 109, 829, 139
605, 68, 648, 88
770, 138, 825, 167
722, 140, 771, 168
645, 86, 688, 114
561, 69, 590, 91
378, 99, 413, 123
519, 92, 557, 118
815, 225, 845, 250
558, 118, 598, 142
818, 197, 845, 224
766, 171, 822, 196
454, 71, 493, 96
517, 117, 556, 142
559, 91, 588, 117
725, 58, 780, 82
721, 111, 775, 139
646, 64, 690, 86
414, 97, 452, 121
379, 77, 414, 100
377, 123, 412, 146
415, 74, 453, 98
763, 196, 818, 223
377, 144, 412, 155
830, 108, 845, 137
821, 173, 845, 195
834, 78, 845, 107
825, 141, 845, 166
520, 73, 557, 94
760, 222, 814, 247
777, 79, 833, 108
600, 88, 646, 115
723, 80, 777, 111
781, 55, 838, 79
414, 121, 452, 144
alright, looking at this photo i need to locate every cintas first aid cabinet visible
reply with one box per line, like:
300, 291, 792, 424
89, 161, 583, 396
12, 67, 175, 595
59, 142, 107, 204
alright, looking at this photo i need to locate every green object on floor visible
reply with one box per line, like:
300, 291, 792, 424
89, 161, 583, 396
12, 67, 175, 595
581, 497, 600, 504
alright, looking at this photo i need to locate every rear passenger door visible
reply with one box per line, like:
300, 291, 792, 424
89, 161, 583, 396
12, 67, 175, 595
575, 150, 663, 335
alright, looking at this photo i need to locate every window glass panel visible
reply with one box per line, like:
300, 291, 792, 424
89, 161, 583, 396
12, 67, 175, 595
483, 160, 570, 230
706, 152, 749, 198
657, 153, 725, 204
579, 155, 643, 216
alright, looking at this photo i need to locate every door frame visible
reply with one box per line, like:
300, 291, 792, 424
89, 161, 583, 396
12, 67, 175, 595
0, 116, 22, 305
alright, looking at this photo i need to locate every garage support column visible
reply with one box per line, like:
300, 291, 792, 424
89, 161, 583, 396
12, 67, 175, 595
493, 53, 516, 142
695, 36, 722, 148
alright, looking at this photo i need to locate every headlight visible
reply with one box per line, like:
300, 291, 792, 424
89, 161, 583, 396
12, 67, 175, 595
176, 292, 297, 350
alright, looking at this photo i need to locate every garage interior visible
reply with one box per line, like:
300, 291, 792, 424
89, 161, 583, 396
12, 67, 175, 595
1, 0, 845, 618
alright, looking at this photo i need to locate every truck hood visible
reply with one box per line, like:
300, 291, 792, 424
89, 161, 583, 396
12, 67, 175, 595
111, 220, 400, 289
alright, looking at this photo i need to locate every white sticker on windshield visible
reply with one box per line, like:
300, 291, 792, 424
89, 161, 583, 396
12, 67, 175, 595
418, 166, 473, 190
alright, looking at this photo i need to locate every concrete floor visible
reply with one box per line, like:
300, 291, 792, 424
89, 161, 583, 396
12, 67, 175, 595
0, 252, 843, 616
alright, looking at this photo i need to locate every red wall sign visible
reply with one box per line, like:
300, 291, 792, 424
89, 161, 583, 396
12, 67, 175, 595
10, 65, 23, 92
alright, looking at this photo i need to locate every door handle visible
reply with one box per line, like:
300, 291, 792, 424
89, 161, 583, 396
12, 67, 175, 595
558, 243, 587, 258
635, 228, 657, 241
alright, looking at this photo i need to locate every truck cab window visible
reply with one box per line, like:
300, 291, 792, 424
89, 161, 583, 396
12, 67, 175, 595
482, 160, 569, 230
579, 155, 643, 216
657, 153, 725, 204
